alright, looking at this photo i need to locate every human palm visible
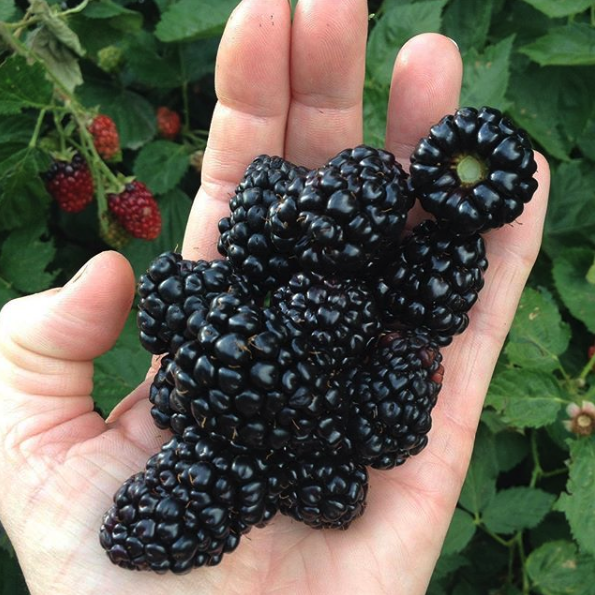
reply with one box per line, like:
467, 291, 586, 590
0, 1, 549, 594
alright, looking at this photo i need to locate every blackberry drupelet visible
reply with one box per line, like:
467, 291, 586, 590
345, 330, 444, 469
280, 456, 368, 529
409, 106, 538, 235
272, 271, 381, 364
173, 292, 350, 454
375, 220, 488, 345
99, 427, 287, 573
218, 155, 308, 291
268, 145, 413, 274
137, 252, 249, 355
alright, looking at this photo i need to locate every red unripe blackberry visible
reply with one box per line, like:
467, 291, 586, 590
43, 153, 94, 213
108, 181, 161, 240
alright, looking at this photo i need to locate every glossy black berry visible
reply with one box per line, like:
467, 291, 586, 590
272, 271, 381, 365
375, 220, 488, 345
409, 106, 538, 235
280, 456, 368, 529
268, 145, 413, 274
99, 427, 287, 572
345, 330, 444, 469
218, 155, 308, 291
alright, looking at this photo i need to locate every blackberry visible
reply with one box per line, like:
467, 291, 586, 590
280, 456, 368, 529
137, 253, 249, 355
99, 427, 287, 573
173, 292, 350, 453
218, 155, 308, 291
345, 330, 444, 469
268, 145, 413, 274
272, 271, 380, 364
409, 106, 538, 235
375, 220, 488, 345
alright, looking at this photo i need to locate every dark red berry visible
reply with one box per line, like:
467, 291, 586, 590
108, 181, 161, 240
44, 153, 94, 213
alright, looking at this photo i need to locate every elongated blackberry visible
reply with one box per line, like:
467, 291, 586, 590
375, 220, 487, 345
280, 456, 368, 529
345, 330, 444, 469
100, 427, 287, 572
218, 155, 308, 291
137, 253, 249, 355
409, 106, 538, 235
172, 292, 350, 453
268, 145, 413, 274
272, 271, 380, 365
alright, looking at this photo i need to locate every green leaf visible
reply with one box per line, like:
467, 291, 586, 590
431, 553, 469, 582
556, 439, 595, 557
521, 0, 595, 17
553, 249, 595, 334
505, 288, 570, 372
134, 141, 190, 195
0, 146, 51, 231
0, 113, 38, 144
0, 220, 58, 293
156, 0, 238, 43
442, 0, 494, 52
363, 82, 388, 148
482, 487, 555, 534
577, 119, 595, 160
28, 25, 83, 91
487, 370, 565, 429
494, 430, 529, 472
122, 30, 182, 88
82, 0, 143, 31
121, 188, 192, 280
459, 425, 498, 514
520, 24, 595, 66
526, 541, 595, 595
460, 36, 514, 110
366, 0, 446, 86
0, 55, 53, 114
79, 81, 156, 149
93, 312, 149, 414
30, 0, 85, 56
442, 509, 476, 555
543, 161, 595, 256
0, 547, 29, 595
0, 1, 17, 22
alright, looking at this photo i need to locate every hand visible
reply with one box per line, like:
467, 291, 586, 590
0, 1, 549, 594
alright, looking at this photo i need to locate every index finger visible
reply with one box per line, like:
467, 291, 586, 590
182, 0, 292, 262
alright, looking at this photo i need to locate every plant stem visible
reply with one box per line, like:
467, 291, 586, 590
529, 430, 542, 488
578, 349, 595, 381
29, 108, 47, 149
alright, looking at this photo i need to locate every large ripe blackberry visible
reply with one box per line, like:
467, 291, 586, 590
172, 292, 350, 454
268, 145, 413, 274
345, 330, 444, 469
272, 271, 381, 364
280, 456, 368, 529
409, 106, 538, 235
375, 220, 488, 346
100, 427, 287, 573
137, 253, 249, 355
218, 155, 308, 291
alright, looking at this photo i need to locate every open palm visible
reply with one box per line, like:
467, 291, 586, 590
0, 1, 549, 594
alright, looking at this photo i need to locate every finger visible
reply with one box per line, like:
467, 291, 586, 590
385, 33, 462, 167
182, 0, 292, 261
0, 251, 135, 448
284, 0, 368, 168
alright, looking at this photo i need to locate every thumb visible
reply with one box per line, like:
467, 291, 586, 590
1, 251, 136, 363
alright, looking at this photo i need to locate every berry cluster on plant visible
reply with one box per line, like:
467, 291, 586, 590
99, 106, 540, 573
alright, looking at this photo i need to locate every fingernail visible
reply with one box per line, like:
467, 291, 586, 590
448, 37, 459, 52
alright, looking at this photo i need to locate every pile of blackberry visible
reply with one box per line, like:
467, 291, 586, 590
100, 106, 538, 573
